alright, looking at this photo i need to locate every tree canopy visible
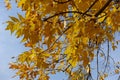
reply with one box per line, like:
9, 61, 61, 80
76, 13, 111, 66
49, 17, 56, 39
5, 0, 120, 80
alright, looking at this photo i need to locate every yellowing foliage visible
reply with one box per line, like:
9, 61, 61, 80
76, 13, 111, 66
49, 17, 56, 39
4, 0, 11, 10
5, 0, 120, 80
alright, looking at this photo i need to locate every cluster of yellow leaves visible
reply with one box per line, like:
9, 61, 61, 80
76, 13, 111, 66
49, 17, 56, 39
9, 48, 51, 79
5, 0, 120, 80
10, 62, 50, 80
4, 0, 11, 10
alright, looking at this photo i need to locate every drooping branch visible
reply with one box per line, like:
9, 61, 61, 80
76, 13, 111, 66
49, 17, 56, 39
53, 0, 72, 4
43, 11, 92, 21
95, 0, 112, 17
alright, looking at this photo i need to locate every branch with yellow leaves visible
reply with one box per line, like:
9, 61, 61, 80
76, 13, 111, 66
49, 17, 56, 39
43, 11, 92, 21
95, 0, 112, 17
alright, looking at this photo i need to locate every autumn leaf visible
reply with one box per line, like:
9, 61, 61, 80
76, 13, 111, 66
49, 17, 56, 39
4, 0, 11, 10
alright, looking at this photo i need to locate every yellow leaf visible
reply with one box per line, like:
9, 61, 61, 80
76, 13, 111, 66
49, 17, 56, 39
97, 13, 106, 23
51, 71, 56, 74
106, 17, 112, 26
24, 42, 33, 47
6, 2, 11, 10
42, 53, 50, 58
118, 27, 120, 32
4, 0, 11, 10
115, 69, 119, 74
112, 43, 117, 51
30, 53, 36, 59
16, 29, 23, 38
69, 57, 77, 67
9, 63, 19, 69
18, 0, 26, 7
82, 37, 89, 45
103, 73, 108, 78
17, 13, 24, 21
5, 21, 14, 30
9, 16, 19, 22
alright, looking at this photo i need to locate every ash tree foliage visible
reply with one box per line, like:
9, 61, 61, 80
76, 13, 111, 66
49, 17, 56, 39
4, 0, 120, 80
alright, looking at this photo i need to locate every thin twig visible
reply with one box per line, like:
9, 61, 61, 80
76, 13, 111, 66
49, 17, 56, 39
64, 64, 71, 72
103, 40, 110, 73
97, 47, 100, 80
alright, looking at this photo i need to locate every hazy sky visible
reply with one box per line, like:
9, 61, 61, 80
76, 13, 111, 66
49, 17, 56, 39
0, 0, 120, 80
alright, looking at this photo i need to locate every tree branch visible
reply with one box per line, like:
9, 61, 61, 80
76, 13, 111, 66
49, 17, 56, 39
43, 11, 92, 21
53, 0, 72, 4
95, 0, 112, 17
84, 0, 98, 15
103, 40, 110, 73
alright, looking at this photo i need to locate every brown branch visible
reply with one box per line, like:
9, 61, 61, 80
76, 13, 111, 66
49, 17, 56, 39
95, 0, 112, 17
43, 11, 92, 21
84, 0, 98, 15
53, 0, 72, 4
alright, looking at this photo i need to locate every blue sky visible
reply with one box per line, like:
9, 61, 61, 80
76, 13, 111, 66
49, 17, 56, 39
0, 0, 120, 80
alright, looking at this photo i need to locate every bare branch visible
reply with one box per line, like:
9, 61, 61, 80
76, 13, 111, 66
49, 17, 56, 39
97, 47, 100, 80
103, 40, 110, 73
